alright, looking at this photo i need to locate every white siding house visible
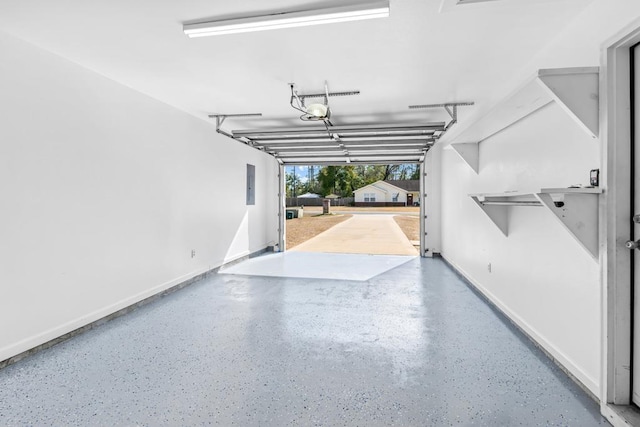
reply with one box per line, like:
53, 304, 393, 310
353, 181, 409, 206
384, 180, 420, 206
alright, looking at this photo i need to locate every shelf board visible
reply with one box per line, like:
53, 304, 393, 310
471, 187, 602, 199
539, 187, 602, 194
469, 187, 602, 260
451, 67, 599, 151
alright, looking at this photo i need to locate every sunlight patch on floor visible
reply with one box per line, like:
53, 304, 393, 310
219, 252, 417, 281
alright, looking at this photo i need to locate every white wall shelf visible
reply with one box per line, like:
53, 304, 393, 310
469, 187, 602, 260
450, 142, 479, 173
450, 67, 599, 174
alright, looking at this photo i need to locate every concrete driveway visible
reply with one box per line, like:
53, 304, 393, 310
289, 214, 418, 256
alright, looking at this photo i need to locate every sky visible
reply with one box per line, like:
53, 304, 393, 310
285, 165, 316, 183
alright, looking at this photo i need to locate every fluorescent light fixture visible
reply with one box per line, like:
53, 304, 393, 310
183, 1, 390, 38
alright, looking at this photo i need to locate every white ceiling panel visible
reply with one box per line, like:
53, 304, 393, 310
0, 0, 596, 136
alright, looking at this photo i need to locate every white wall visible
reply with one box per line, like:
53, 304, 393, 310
381, 184, 407, 203
441, 104, 600, 393
438, 0, 640, 398
0, 31, 279, 362
391, 189, 408, 204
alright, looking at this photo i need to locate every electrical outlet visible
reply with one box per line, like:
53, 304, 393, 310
487, 263, 492, 273
191, 249, 196, 258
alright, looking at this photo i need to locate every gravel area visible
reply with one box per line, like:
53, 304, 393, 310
393, 215, 419, 241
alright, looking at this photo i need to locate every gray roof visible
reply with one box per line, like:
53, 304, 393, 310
384, 180, 420, 192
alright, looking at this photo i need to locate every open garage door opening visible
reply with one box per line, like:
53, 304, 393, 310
283, 164, 423, 257
215, 118, 446, 258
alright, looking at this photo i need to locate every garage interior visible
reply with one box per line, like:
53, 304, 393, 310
1, 0, 640, 425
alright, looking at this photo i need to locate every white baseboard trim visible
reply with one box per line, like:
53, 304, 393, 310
441, 254, 600, 400
0, 246, 270, 368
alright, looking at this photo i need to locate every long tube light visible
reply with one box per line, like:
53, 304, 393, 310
183, 2, 390, 38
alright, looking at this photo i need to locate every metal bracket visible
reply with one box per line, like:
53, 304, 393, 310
408, 102, 474, 133
208, 113, 262, 143
289, 82, 359, 111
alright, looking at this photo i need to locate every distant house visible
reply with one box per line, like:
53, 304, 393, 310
352, 180, 420, 206
384, 180, 420, 206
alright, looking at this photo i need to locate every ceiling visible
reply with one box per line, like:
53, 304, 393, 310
0, 0, 596, 159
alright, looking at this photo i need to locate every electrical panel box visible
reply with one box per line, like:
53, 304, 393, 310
247, 164, 255, 205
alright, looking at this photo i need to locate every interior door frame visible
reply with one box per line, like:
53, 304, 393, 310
601, 18, 640, 425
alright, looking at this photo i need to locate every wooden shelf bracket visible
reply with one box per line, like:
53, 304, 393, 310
451, 67, 599, 146
470, 194, 509, 236
469, 188, 601, 260
534, 191, 599, 260
451, 142, 479, 173
537, 69, 599, 139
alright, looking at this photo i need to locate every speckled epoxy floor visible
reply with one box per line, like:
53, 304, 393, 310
0, 257, 607, 426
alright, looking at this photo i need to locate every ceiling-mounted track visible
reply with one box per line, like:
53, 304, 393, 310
231, 122, 445, 165
209, 100, 472, 165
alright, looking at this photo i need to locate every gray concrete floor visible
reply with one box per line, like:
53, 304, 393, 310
0, 257, 607, 426
289, 215, 418, 256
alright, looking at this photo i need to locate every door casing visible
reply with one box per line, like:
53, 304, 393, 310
600, 17, 640, 425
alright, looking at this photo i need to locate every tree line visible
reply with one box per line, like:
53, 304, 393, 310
286, 164, 420, 197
